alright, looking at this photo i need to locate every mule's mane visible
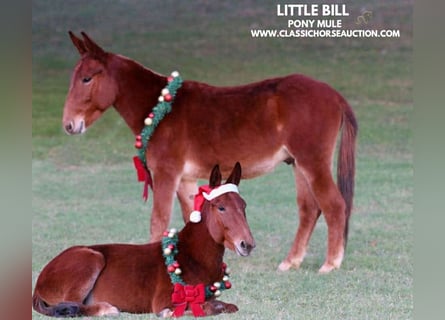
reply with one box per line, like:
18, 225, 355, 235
113, 54, 165, 78
112, 52, 278, 91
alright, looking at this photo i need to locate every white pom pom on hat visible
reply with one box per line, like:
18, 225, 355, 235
189, 210, 202, 223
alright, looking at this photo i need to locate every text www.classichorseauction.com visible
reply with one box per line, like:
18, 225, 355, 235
251, 3, 401, 38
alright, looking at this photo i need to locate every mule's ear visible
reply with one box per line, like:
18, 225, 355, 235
80, 31, 106, 59
209, 165, 222, 188
226, 162, 242, 186
69, 31, 87, 55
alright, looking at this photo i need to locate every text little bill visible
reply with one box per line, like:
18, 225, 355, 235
277, 4, 349, 17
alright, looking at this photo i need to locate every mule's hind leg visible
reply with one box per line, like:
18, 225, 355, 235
34, 247, 104, 305
300, 162, 347, 273
33, 247, 119, 317
278, 164, 321, 271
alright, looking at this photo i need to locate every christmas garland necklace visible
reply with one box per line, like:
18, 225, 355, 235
133, 71, 183, 200
161, 228, 232, 317
162, 228, 232, 298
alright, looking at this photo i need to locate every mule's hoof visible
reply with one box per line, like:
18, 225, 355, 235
108, 307, 120, 316
278, 260, 292, 271
99, 305, 120, 316
157, 308, 173, 318
203, 300, 238, 315
278, 259, 301, 272
223, 303, 239, 313
318, 263, 338, 274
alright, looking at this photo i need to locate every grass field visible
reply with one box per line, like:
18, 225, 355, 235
32, 1, 413, 319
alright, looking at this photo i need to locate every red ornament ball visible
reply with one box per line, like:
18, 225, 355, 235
134, 141, 143, 149
168, 244, 175, 250
149, 112, 155, 118
224, 281, 232, 289
163, 231, 169, 237
210, 285, 217, 292
164, 93, 172, 102
167, 265, 176, 273
172, 261, 180, 268
136, 135, 142, 141
167, 76, 174, 82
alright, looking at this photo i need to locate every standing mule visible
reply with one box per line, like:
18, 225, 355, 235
62, 31, 357, 273
33, 163, 255, 317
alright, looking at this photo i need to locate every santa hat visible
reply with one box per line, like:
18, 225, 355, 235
189, 184, 239, 223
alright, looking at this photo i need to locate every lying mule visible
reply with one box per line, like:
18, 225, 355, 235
33, 163, 255, 317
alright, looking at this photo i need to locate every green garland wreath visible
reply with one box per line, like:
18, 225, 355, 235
161, 228, 232, 299
134, 71, 183, 167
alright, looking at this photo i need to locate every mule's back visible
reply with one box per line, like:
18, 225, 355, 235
161, 74, 345, 179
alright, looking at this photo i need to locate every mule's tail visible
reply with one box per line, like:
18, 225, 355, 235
33, 294, 82, 317
337, 100, 358, 246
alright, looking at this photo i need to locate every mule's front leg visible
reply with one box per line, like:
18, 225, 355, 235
176, 179, 198, 223
150, 171, 181, 242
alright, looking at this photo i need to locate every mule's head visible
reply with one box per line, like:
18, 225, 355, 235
203, 162, 255, 257
62, 32, 118, 135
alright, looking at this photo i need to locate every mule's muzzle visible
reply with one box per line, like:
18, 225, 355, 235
235, 239, 256, 257
64, 119, 85, 135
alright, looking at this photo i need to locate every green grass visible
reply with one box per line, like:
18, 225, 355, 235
32, 1, 412, 319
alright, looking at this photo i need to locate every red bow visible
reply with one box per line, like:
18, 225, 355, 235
171, 283, 206, 317
133, 156, 153, 202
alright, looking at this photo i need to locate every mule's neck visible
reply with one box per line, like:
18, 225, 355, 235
176, 205, 225, 284
109, 54, 168, 134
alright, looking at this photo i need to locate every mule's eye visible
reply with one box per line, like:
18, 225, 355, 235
82, 77, 92, 84
218, 206, 226, 212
